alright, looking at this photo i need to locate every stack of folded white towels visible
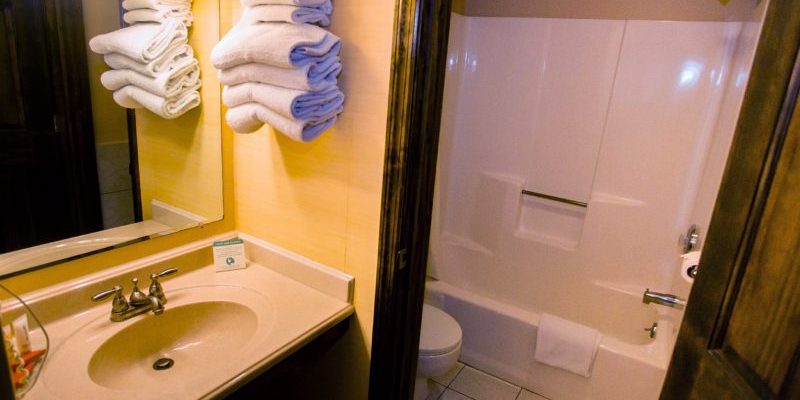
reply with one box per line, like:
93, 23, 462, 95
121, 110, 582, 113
211, 0, 344, 142
122, 0, 193, 27
88, 0, 201, 119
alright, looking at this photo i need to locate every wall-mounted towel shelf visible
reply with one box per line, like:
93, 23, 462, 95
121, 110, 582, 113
521, 189, 587, 208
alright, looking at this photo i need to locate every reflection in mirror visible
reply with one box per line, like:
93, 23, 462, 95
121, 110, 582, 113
0, 0, 222, 276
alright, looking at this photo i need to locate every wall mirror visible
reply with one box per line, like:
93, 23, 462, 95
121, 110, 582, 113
0, 0, 223, 277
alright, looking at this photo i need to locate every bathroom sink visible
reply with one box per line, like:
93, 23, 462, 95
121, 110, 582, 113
88, 301, 258, 390
42, 285, 275, 399
25, 238, 354, 400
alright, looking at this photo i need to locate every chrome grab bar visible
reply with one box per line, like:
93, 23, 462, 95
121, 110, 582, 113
521, 189, 588, 208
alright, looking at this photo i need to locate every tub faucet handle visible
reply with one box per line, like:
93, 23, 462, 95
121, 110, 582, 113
644, 322, 658, 338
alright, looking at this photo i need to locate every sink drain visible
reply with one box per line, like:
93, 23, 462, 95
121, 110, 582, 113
153, 357, 174, 371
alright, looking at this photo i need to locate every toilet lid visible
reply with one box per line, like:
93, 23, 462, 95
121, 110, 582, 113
419, 305, 462, 356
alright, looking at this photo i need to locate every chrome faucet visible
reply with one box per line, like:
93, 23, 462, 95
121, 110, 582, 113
92, 268, 178, 322
642, 288, 686, 310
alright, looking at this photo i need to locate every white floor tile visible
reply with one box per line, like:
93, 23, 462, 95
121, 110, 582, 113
516, 389, 549, 400
450, 366, 520, 400
426, 381, 446, 400
431, 361, 465, 386
441, 389, 474, 400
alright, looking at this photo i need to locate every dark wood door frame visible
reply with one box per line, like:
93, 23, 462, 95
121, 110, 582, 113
662, 2, 800, 398
369, 0, 453, 398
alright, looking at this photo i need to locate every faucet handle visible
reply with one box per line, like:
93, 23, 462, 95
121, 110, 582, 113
149, 267, 178, 305
151, 267, 178, 281
129, 277, 150, 307
92, 286, 129, 314
92, 286, 122, 302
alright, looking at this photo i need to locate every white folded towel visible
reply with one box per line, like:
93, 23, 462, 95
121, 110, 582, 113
122, 0, 191, 8
242, 0, 329, 7
101, 60, 200, 98
123, 8, 194, 26
533, 314, 602, 378
243, 4, 330, 26
218, 57, 340, 91
113, 85, 200, 119
89, 20, 188, 63
223, 83, 343, 121
226, 102, 337, 141
211, 21, 340, 69
105, 44, 194, 78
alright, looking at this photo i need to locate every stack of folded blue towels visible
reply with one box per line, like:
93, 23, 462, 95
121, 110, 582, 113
211, 0, 344, 142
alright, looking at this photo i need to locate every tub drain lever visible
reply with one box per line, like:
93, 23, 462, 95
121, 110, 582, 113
644, 322, 658, 338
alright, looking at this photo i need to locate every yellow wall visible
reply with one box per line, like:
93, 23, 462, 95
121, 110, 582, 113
225, 0, 394, 397
5, 2, 394, 397
82, 0, 128, 145
136, 0, 224, 221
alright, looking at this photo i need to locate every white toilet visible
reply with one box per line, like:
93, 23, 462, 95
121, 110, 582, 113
414, 304, 462, 400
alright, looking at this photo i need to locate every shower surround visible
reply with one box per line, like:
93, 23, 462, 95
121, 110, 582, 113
428, 13, 762, 400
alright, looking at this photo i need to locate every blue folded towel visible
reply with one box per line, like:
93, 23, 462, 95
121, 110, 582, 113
211, 21, 341, 70
244, 3, 331, 26
226, 102, 340, 141
242, 0, 329, 8
223, 83, 344, 121
291, 87, 343, 119
218, 56, 340, 91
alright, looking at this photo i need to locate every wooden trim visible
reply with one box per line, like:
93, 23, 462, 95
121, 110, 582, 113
119, 3, 142, 222
127, 109, 143, 222
452, 0, 465, 15
661, 1, 800, 398
369, 0, 453, 398
709, 27, 800, 353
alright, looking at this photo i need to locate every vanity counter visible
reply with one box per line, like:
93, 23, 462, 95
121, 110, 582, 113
13, 232, 354, 399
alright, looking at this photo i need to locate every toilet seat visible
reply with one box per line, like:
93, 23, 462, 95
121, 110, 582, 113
419, 304, 462, 356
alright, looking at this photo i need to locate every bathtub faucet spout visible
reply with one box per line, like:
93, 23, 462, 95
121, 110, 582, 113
643, 289, 686, 310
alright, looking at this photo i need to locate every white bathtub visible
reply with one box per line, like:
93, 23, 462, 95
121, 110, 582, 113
425, 280, 676, 400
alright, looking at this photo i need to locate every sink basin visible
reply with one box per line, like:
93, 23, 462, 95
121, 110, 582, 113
89, 301, 257, 390
42, 285, 275, 399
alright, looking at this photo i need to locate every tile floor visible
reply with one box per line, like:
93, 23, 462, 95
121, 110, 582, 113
426, 362, 550, 400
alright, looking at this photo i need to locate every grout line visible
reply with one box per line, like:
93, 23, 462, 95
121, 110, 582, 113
438, 365, 467, 400
434, 382, 444, 400
446, 364, 467, 389
448, 387, 478, 400
460, 362, 522, 390
454, 363, 527, 400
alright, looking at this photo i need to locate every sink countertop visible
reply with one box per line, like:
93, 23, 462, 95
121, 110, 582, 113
22, 233, 354, 400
